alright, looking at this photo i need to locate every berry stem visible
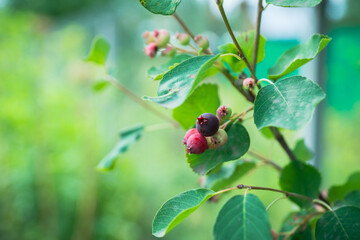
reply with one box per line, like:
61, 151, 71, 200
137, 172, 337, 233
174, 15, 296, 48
220, 105, 254, 129
104, 75, 179, 127
173, 13, 212, 55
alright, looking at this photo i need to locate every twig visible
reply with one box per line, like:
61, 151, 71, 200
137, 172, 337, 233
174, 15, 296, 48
105, 75, 179, 127
252, 0, 263, 73
247, 150, 282, 171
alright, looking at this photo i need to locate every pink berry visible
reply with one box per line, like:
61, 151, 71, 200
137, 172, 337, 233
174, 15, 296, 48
142, 31, 155, 44
186, 133, 208, 154
216, 105, 232, 124
243, 78, 255, 89
144, 43, 158, 58
154, 29, 170, 48
183, 128, 198, 145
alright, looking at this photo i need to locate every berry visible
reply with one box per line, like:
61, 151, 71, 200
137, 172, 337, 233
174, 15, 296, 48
216, 105, 232, 124
194, 35, 209, 49
196, 113, 219, 137
161, 46, 176, 57
243, 77, 255, 89
183, 128, 198, 145
142, 31, 155, 44
144, 43, 158, 58
154, 29, 170, 48
175, 32, 191, 45
208, 129, 228, 149
186, 133, 208, 154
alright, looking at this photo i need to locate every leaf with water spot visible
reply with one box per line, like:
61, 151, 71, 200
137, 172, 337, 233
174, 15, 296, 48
144, 55, 220, 109
140, 0, 182, 15
315, 206, 360, 240
266, 0, 322, 7
254, 75, 325, 130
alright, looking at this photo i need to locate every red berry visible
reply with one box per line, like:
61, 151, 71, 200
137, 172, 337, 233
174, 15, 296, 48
183, 128, 198, 145
196, 113, 219, 137
186, 133, 208, 154
144, 43, 158, 58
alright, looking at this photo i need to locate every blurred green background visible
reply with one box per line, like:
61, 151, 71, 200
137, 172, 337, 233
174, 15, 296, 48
0, 0, 359, 239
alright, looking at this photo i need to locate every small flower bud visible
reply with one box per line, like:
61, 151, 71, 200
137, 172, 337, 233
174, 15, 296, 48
161, 46, 176, 57
144, 43, 158, 58
194, 35, 209, 49
216, 105, 232, 124
142, 31, 155, 44
175, 32, 191, 45
243, 77, 255, 89
154, 29, 170, 48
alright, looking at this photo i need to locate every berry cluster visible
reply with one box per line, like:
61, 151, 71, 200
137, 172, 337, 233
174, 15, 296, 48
142, 29, 209, 58
183, 105, 231, 154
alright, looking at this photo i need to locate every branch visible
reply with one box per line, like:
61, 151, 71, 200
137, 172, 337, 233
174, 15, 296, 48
105, 75, 179, 127
237, 184, 314, 202
252, 0, 263, 73
269, 127, 297, 162
215, 2, 257, 81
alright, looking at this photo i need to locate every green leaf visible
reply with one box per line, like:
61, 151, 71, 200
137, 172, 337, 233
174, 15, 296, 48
293, 139, 314, 162
328, 172, 360, 202
278, 211, 313, 240
152, 188, 215, 237
254, 76, 325, 130
334, 191, 360, 209
268, 34, 331, 80
148, 54, 192, 80
266, 0, 322, 7
85, 36, 110, 65
172, 84, 220, 129
260, 127, 273, 139
187, 123, 250, 175
140, 0, 182, 15
315, 206, 360, 240
213, 194, 272, 240
219, 30, 266, 73
97, 125, 144, 171
144, 55, 220, 109
204, 160, 256, 191
279, 161, 321, 208
92, 80, 109, 92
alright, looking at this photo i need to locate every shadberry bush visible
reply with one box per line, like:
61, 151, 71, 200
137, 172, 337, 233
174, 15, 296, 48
86, 0, 360, 239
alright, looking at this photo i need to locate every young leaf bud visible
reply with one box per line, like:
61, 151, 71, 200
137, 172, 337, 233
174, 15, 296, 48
144, 43, 158, 58
194, 35, 209, 49
154, 29, 170, 48
175, 32, 191, 45
216, 105, 232, 124
243, 77, 255, 89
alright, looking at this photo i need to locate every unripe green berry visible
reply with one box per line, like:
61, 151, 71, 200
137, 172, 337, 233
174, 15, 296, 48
175, 32, 191, 45
194, 35, 209, 49
216, 105, 232, 124
208, 129, 228, 149
154, 29, 170, 48
161, 46, 176, 57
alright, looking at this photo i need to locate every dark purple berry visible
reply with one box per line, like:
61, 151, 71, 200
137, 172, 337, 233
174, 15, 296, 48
196, 113, 219, 137
186, 133, 208, 154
